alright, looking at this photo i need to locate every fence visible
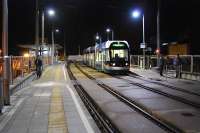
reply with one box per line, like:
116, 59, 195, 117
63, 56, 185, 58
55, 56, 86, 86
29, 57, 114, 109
130, 55, 200, 74
0, 56, 50, 84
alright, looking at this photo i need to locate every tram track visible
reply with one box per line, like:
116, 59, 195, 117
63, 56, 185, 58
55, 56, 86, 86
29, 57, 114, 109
115, 75, 200, 109
74, 63, 184, 133
67, 63, 121, 133
128, 73, 200, 97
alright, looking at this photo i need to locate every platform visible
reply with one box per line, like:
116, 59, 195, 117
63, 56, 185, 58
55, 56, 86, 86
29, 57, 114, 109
0, 64, 99, 133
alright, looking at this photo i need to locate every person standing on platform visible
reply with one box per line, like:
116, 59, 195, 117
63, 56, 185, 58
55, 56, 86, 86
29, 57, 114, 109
159, 54, 165, 76
175, 54, 182, 78
35, 56, 43, 78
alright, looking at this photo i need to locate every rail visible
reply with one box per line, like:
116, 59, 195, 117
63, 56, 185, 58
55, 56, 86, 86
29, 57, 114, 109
75, 63, 183, 133
67, 63, 120, 133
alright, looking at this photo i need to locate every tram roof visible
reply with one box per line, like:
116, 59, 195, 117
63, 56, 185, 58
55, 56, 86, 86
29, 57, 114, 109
96, 40, 129, 50
84, 40, 129, 53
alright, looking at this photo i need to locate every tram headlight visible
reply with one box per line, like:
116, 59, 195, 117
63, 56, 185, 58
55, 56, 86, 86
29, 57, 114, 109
112, 63, 116, 66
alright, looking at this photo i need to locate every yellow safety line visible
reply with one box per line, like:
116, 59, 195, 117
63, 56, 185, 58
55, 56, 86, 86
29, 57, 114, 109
48, 66, 68, 133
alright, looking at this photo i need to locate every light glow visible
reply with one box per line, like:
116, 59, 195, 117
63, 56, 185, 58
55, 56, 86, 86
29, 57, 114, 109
132, 10, 141, 18
106, 28, 111, 33
48, 9, 55, 17
96, 36, 100, 40
55, 29, 59, 33
23, 53, 30, 57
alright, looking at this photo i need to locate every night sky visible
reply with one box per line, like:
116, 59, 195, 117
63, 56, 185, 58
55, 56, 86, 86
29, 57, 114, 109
1, 0, 200, 55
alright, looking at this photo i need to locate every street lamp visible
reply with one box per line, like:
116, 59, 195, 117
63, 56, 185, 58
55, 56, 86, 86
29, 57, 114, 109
106, 28, 114, 41
132, 9, 146, 69
54, 28, 67, 61
47, 9, 56, 64
96, 35, 99, 40
95, 34, 102, 44
55, 29, 59, 33
48, 9, 55, 17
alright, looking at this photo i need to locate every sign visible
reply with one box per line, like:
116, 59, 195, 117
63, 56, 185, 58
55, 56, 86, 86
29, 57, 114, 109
112, 43, 125, 47
140, 43, 146, 49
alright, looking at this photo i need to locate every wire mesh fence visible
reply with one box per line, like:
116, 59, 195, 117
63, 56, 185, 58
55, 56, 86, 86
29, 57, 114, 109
130, 55, 200, 74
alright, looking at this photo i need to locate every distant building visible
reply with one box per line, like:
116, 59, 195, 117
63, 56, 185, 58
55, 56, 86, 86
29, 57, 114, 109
168, 42, 189, 55
17, 44, 62, 57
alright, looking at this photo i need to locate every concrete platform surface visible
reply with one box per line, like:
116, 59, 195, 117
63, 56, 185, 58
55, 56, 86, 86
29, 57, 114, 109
0, 64, 99, 133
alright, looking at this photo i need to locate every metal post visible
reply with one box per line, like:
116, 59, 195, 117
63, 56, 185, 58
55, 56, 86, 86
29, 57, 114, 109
111, 30, 114, 40
41, 11, 45, 63
63, 30, 66, 60
191, 55, 193, 73
2, 0, 10, 105
51, 29, 55, 64
35, 0, 39, 56
107, 32, 109, 41
9, 56, 13, 85
42, 11, 45, 46
142, 14, 145, 69
78, 45, 80, 55
156, 0, 160, 67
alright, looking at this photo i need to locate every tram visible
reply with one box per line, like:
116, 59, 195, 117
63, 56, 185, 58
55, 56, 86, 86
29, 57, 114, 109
83, 41, 130, 73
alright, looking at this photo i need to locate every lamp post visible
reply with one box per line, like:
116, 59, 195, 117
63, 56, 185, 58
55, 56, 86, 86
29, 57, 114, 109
132, 9, 146, 69
156, 0, 160, 67
35, 0, 39, 56
95, 33, 102, 69
48, 9, 55, 64
54, 28, 67, 60
106, 28, 114, 40
95, 34, 102, 44
2, 0, 10, 106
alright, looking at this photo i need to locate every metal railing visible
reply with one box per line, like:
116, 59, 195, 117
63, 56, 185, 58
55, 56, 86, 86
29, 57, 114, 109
130, 55, 200, 74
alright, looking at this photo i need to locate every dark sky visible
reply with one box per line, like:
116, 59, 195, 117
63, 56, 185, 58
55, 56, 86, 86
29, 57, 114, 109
2, 0, 200, 55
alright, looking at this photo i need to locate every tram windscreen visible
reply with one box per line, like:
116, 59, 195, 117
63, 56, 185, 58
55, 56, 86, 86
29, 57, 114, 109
110, 49, 129, 61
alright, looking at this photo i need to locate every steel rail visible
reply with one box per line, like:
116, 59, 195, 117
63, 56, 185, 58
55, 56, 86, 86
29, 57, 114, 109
67, 63, 120, 133
117, 76, 200, 109
75, 64, 184, 133
128, 73, 200, 97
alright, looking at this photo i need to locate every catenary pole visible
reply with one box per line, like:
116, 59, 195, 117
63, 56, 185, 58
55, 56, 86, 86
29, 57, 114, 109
35, 0, 39, 56
2, 0, 10, 105
157, 0, 160, 67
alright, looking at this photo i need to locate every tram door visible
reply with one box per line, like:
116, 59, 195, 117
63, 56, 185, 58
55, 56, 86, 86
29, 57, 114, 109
101, 52, 104, 70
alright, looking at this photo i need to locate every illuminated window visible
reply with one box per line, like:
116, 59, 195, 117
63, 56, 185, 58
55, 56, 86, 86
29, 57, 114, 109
111, 49, 128, 60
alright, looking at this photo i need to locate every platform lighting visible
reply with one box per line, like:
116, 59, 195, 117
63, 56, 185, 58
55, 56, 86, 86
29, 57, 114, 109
132, 10, 141, 18
48, 9, 55, 17
24, 53, 30, 57
131, 9, 146, 69
47, 9, 56, 64
55, 29, 59, 33
96, 35, 100, 40
156, 49, 160, 54
162, 43, 168, 46
106, 28, 111, 33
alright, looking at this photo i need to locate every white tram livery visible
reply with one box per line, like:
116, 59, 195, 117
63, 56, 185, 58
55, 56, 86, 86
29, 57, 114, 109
83, 41, 130, 73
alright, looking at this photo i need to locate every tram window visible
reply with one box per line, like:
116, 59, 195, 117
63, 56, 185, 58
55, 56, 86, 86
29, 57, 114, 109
105, 50, 110, 61
96, 51, 100, 61
111, 49, 128, 61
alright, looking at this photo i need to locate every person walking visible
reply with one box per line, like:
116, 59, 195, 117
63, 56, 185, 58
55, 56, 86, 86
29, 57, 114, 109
159, 54, 165, 76
35, 56, 43, 78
